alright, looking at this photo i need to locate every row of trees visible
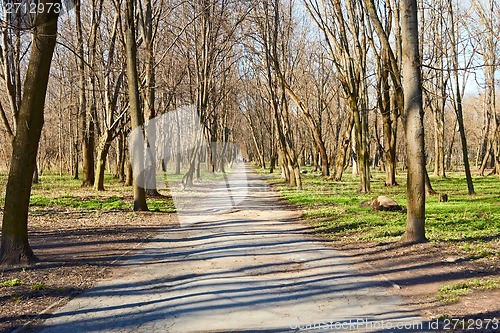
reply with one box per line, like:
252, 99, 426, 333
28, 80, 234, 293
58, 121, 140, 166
243, 0, 499, 191
0, 0, 498, 265
1, 0, 497, 190
2, 0, 492, 192
0, 0, 251, 265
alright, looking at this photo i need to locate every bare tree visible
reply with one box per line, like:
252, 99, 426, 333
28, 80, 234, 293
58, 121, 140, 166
0, 2, 23, 145
277, 36, 331, 177
1, 1, 61, 265
258, 0, 302, 189
473, 0, 499, 177
94, 1, 127, 191
447, 0, 475, 194
421, 0, 449, 178
305, 0, 370, 192
364, 0, 404, 187
80, 0, 105, 187
125, 0, 148, 211
138, 0, 165, 196
400, 0, 427, 243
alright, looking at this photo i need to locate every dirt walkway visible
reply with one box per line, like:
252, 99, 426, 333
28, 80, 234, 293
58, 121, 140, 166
31, 164, 427, 332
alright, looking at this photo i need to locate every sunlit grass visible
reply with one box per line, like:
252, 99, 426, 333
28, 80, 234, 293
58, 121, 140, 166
0, 163, 234, 213
29, 194, 130, 211
0, 278, 24, 288
437, 277, 500, 303
0, 170, 178, 213
255, 166, 500, 255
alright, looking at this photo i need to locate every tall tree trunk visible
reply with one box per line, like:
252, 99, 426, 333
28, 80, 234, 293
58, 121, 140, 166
0, 1, 59, 266
76, 0, 91, 186
141, 0, 161, 197
426, 1, 448, 178
401, 0, 427, 244
283, 84, 329, 176
448, 0, 474, 194
350, 97, 370, 193
94, 131, 111, 191
125, 0, 148, 211
455, 100, 475, 194
430, 45, 447, 178
80, 0, 103, 187
379, 49, 399, 186
446, 119, 457, 171
485, 52, 499, 177
334, 114, 353, 181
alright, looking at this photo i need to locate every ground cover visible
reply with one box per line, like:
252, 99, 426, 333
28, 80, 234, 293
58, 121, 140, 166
256, 166, 500, 326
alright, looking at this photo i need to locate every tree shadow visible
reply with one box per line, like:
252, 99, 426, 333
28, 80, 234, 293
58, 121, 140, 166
9, 166, 499, 332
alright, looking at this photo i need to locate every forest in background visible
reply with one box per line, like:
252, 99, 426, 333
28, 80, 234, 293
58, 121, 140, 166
0, 0, 499, 264
0, 0, 498, 184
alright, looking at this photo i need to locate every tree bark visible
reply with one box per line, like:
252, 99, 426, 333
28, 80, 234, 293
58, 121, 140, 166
80, 0, 103, 187
75, 0, 89, 185
93, 9, 122, 191
448, 0, 474, 195
1, 1, 60, 266
94, 131, 111, 191
283, 83, 329, 176
378, 49, 399, 186
141, 0, 161, 197
334, 114, 353, 181
125, 0, 148, 211
400, 0, 427, 244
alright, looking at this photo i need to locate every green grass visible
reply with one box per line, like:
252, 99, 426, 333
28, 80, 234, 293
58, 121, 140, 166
31, 283, 48, 291
437, 277, 500, 303
0, 278, 24, 288
1, 171, 177, 213
0, 167, 233, 213
256, 165, 500, 251
29, 194, 130, 210
147, 197, 176, 213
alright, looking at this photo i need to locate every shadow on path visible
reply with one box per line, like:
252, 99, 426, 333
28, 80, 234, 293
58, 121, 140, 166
32, 164, 430, 333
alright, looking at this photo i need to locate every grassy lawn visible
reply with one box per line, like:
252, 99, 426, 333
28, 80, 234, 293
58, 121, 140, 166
256, 165, 500, 306
0, 172, 175, 213
437, 277, 500, 304
255, 165, 500, 258
0, 164, 236, 214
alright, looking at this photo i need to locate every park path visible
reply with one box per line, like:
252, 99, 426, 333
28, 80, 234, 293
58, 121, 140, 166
35, 164, 426, 333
